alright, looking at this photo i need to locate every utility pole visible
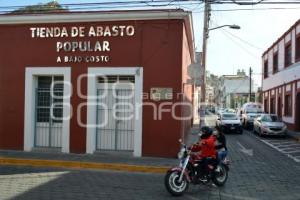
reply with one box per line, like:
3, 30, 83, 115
200, 0, 210, 104
249, 67, 252, 102
199, 0, 211, 128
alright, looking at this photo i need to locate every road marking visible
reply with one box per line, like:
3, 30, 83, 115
267, 141, 295, 145
248, 131, 300, 163
237, 142, 253, 156
280, 146, 300, 150
276, 143, 300, 148
284, 150, 300, 154
281, 148, 300, 153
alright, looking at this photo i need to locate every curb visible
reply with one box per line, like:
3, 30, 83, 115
288, 132, 300, 143
0, 157, 169, 174
291, 136, 300, 143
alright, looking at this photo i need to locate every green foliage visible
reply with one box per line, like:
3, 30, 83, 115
11, 1, 68, 14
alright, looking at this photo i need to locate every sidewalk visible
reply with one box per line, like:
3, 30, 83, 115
0, 125, 202, 174
288, 130, 300, 141
0, 150, 178, 174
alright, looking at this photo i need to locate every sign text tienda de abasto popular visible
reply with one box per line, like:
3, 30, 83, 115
30, 25, 135, 63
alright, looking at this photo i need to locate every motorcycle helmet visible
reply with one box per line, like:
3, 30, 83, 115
200, 126, 213, 139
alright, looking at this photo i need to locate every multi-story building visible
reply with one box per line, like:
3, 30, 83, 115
219, 70, 254, 109
205, 71, 221, 106
262, 19, 300, 131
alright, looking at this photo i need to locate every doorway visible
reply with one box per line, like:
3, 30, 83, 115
34, 76, 64, 148
96, 75, 135, 151
277, 97, 282, 118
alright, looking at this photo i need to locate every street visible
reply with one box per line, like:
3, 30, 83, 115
1, 115, 300, 200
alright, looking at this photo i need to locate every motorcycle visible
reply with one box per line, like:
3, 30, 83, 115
164, 139, 229, 196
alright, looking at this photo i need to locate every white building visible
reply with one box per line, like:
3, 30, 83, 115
262, 19, 300, 132
220, 70, 254, 108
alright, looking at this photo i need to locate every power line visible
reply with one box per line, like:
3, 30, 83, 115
0, 1, 203, 13
213, 0, 300, 4
0, 0, 202, 10
220, 28, 259, 58
229, 0, 266, 5
210, 6, 300, 12
3, 0, 300, 14
222, 29, 264, 50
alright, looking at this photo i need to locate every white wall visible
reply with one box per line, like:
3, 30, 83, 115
24, 67, 71, 153
262, 63, 300, 91
223, 78, 254, 94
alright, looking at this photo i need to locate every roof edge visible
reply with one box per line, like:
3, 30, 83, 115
0, 9, 191, 25
262, 18, 300, 57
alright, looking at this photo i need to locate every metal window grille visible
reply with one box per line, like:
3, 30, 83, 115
96, 76, 135, 151
34, 76, 64, 148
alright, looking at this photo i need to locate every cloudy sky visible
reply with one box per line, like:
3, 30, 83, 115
2, 0, 300, 87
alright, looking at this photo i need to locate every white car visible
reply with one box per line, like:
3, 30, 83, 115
240, 103, 263, 129
216, 113, 243, 134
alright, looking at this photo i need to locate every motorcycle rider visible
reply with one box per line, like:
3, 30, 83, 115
190, 126, 217, 180
215, 129, 228, 161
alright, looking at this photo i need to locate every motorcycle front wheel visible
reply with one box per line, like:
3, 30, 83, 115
164, 170, 189, 196
212, 164, 228, 186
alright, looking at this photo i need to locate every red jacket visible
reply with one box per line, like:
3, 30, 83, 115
191, 135, 216, 159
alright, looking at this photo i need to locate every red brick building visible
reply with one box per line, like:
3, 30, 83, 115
0, 10, 195, 157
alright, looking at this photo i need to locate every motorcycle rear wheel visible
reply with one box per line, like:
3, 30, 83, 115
164, 171, 189, 196
212, 164, 228, 186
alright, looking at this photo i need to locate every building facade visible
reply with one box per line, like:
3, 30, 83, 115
219, 70, 254, 109
262, 19, 300, 132
188, 52, 202, 124
206, 72, 221, 106
0, 10, 195, 157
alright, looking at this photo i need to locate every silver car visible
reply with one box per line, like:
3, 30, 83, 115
253, 114, 287, 137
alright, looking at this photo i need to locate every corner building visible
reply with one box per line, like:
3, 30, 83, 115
0, 10, 195, 157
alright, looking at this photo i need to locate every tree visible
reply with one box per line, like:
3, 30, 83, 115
11, 1, 68, 14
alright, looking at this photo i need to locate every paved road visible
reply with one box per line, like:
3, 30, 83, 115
1, 115, 300, 200
252, 132, 300, 163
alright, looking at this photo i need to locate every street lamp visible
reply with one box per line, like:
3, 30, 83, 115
201, 23, 241, 101
199, 23, 240, 127
208, 24, 241, 31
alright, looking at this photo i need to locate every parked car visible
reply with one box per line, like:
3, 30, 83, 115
224, 108, 236, 113
217, 108, 225, 117
253, 114, 287, 137
216, 112, 243, 134
240, 103, 263, 129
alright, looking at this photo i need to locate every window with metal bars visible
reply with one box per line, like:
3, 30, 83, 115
36, 76, 64, 123
98, 75, 135, 83
285, 43, 292, 67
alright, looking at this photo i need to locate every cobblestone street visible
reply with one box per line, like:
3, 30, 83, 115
1, 129, 300, 200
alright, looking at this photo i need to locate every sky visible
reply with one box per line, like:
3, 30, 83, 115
2, 0, 300, 87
